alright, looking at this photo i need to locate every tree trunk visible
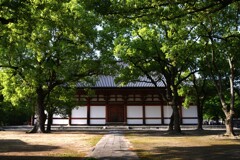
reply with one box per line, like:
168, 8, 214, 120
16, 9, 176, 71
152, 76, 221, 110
217, 97, 235, 136
168, 113, 174, 131
192, 74, 205, 131
225, 116, 234, 136
30, 115, 35, 126
223, 110, 235, 136
219, 58, 235, 136
173, 105, 181, 133
166, 84, 174, 131
197, 101, 203, 130
46, 112, 53, 133
218, 99, 235, 136
28, 87, 46, 133
197, 107, 203, 130
224, 58, 235, 136
172, 87, 181, 133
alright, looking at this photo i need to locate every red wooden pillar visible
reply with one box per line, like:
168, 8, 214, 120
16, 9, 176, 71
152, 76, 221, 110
106, 105, 108, 125
123, 95, 128, 125
105, 95, 109, 124
142, 95, 146, 125
87, 98, 91, 125
143, 106, 146, 125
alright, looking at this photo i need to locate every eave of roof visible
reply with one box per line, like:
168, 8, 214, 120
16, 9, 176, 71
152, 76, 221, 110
77, 75, 165, 88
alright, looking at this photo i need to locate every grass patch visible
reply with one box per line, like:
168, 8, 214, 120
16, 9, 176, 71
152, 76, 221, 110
0, 131, 103, 160
88, 135, 102, 146
126, 130, 240, 160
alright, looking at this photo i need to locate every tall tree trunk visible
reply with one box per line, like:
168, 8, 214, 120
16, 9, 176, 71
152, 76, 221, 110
217, 92, 235, 136
172, 86, 181, 133
197, 99, 203, 130
221, 98, 235, 136
172, 104, 181, 133
168, 113, 174, 131
224, 113, 234, 136
197, 105, 203, 130
192, 74, 205, 131
210, 40, 235, 136
46, 112, 53, 133
166, 84, 174, 131
30, 115, 35, 126
218, 58, 235, 136
28, 87, 46, 133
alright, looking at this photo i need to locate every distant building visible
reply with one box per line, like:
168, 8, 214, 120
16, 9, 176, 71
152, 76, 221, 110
51, 76, 198, 125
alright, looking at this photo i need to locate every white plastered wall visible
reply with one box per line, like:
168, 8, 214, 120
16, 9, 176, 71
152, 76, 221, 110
90, 106, 106, 125
145, 106, 162, 124
71, 106, 88, 125
52, 114, 68, 125
182, 105, 198, 124
127, 106, 143, 124
163, 105, 173, 124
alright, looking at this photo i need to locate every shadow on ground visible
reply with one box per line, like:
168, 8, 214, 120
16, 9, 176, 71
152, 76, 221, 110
134, 144, 240, 160
0, 139, 84, 160
0, 139, 59, 153
0, 156, 83, 160
124, 130, 240, 160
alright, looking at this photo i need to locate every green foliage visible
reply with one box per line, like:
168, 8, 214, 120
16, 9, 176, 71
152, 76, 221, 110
1, 0, 101, 91
234, 96, 240, 118
0, 78, 34, 125
88, 1, 240, 134
0, 102, 33, 125
45, 86, 77, 116
204, 95, 225, 121
178, 86, 195, 108
0, 0, 111, 129
1, 0, 240, 128
0, 71, 35, 106
0, 86, 33, 125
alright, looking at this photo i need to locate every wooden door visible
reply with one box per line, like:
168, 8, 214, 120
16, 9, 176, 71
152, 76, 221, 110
108, 105, 124, 123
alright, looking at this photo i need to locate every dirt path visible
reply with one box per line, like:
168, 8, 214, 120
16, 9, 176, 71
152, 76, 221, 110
87, 131, 139, 159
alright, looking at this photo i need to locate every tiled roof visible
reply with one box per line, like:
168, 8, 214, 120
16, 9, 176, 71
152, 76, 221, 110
77, 75, 165, 88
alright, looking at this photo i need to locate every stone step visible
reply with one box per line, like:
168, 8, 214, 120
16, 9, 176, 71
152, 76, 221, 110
103, 126, 130, 130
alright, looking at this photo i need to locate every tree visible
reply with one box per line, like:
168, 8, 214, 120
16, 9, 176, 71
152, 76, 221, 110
196, 3, 240, 136
84, 0, 209, 134
204, 94, 225, 124
0, 83, 33, 126
45, 86, 77, 133
83, 0, 239, 21
112, 15, 202, 133
87, 0, 239, 135
179, 73, 218, 130
0, 1, 103, 133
